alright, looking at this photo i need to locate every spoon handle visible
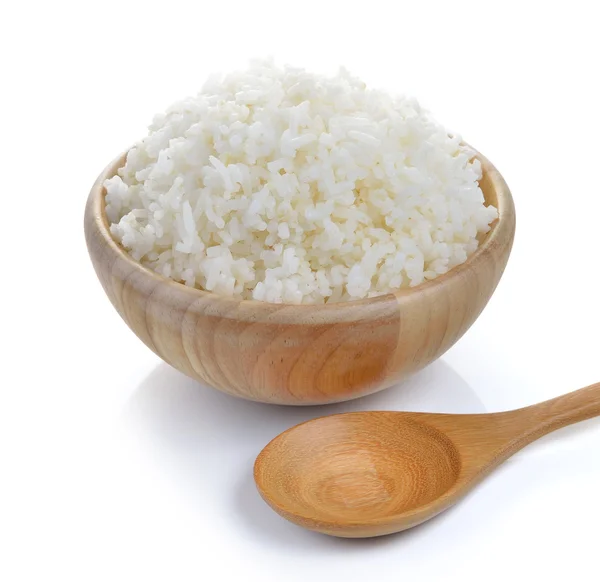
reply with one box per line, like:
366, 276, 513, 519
512, 381, 600, 446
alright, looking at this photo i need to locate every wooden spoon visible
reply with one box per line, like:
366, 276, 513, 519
254, 382, 600, 537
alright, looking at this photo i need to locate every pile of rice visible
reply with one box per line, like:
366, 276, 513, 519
105, 60, 497, 304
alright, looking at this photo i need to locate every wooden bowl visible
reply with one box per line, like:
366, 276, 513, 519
84, 149, 515, 405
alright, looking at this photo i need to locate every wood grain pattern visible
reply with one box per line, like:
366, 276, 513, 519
254, 382, 600, 537
84, 148, 515, 404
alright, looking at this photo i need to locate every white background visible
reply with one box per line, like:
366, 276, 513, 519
2, 1, 600, 580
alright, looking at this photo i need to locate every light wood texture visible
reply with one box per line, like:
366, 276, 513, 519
255, 382, 600, 537
84, 149, 515, 404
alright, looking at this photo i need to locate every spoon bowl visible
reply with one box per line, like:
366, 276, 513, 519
255, 412, 461, 535
255, 383, 600, 537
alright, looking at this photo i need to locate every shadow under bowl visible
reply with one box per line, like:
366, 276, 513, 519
84, 148, 515, 405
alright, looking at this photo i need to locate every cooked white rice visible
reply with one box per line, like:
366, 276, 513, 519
105, 60, 498, 304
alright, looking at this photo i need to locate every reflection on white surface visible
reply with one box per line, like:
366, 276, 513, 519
121, 360, 484, 550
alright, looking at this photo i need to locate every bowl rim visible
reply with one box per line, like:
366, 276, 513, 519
87, 146, 515, 312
